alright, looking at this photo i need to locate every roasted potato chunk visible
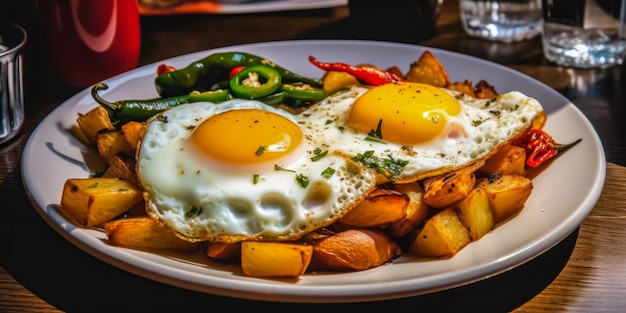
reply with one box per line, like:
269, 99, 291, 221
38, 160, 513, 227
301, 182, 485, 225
448, 80, 477, 97
120, 121, 145, 152
405, 50, 451, 87
241, 241, 313, 278
105, 216, 197, 251
476, 174, 533, 222
479, 144, 527, 177
76, 106, 115, 145
339, 188, 408, 228
101, 154, 138, 186
322, 70, 361, 94
60, 178, 143, 227
388, 182, 429, 239
204, 242, 241, 261
310, 228, 402, 272
474, 80, 499, 99
96, 129, 134, 164
410, 208, 470, 258
454, 187, 495, 241
422, 162, 483, 209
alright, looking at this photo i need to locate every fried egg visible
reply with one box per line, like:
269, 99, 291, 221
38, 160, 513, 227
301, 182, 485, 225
137, 99, 378, 243
297, 81, 544, 183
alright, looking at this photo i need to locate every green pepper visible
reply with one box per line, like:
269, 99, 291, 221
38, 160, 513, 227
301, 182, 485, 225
280, 83, 326, 101
229, 64, 282, 99
155, 52, 322, 98
256, 91, 288, 106
91, 83, 231, 127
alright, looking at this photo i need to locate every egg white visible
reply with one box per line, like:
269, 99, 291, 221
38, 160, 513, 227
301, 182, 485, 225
137, 99, 378, 243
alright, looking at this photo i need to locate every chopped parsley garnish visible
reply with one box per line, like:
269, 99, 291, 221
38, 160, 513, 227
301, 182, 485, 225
367, 119, 383, 139
325, 119, 333, 125
255, 146, 266, 156
91, 170, 104, 178
352, 150, 408, 180
311, 148, 328, 161
275, 165, 295, 172
252, 174, 259, 184
321, 167, 335, 179
86, 182, 99, 189
185, 205, 202, 218
472, 120, 483, 126
296, 174, 310, 188
365, 119, 386, 143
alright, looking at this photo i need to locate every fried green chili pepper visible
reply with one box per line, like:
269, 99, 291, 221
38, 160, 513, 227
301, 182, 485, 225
229, 64, 282, 99
91, 83, 231, 127
280, 82, 326, 101
155, 52, 322, 98
256, 91, 288, 106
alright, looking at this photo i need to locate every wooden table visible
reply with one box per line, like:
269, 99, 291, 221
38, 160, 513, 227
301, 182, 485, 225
2, 1, 625, 311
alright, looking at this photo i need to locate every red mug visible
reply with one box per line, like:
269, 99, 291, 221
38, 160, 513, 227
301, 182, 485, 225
36, 0, 141, 87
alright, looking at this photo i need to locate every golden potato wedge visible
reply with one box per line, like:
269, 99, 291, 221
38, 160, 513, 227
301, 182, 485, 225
310, 229, 402, 272
76, 106, 115, 145
60, 178, 143, 227
476, 174, 533, 222
204, 241, 241, 261
339, 188, 408, 228
453, 187, 495, 241
479, 144, 527, 177
101, 153, 138, 186
405, 50, 451, 87
422, 162, 483, 209
120, 120, 145, 152
388, 182, 429, 239
96, 129, 134, 164
410, 207, 470, 258
241, 241, 313, 278
322, 71, 361, 94
105, 216, 197, 251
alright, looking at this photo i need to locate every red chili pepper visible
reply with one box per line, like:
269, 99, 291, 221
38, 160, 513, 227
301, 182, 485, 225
513, 128, 582, 168
229, 65, 246, 78
157, 63, 176, 76
308, 55, 403, 86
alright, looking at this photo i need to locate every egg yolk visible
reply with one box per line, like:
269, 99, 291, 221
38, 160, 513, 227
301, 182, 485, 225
348, 82, 462, 145
191, 109, 303, 164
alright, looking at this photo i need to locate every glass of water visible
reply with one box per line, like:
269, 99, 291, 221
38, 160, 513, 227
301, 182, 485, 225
542, 0, 626, 68
0, 21, 26, 145
461, 0, 544, 42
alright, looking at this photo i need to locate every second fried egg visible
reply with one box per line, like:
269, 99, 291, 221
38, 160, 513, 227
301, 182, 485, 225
297, 81, 545, 183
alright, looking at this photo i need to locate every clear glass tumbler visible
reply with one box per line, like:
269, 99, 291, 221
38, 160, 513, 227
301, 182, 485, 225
461, 0, 544, 42
0, 21, 27, 144
542, 0, 626, 68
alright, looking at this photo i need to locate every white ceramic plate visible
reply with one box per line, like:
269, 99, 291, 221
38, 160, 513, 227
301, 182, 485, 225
138, 0, 347, 15
22, 40, 606, 303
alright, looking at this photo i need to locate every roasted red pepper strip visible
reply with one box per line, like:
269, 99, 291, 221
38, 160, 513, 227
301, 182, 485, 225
513, 128, 582, 168
228, 65, 246, 78
157, 63, 176, 76
308, 55, 403, 86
